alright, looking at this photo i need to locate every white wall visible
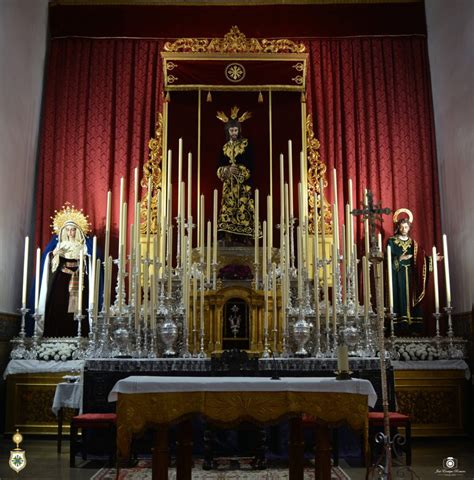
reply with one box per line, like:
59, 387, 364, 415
425, 0, 474, 313
0, 0, 49, 313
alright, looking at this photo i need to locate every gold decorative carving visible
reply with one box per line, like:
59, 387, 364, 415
306, 114, 332, 235
292, 62, 304, 72
140, 113, 163, 235
166, 61, 178, 71
225, 63, 246, 82
167, 74, 178, 84
117, 390, 367, 462
164, 26, 305, 54
291, 75, 304, 85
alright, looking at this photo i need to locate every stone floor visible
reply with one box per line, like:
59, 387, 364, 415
0, 436, 473, 479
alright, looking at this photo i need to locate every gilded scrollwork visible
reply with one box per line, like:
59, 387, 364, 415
291, 75, 304, 85
164, 26, 305, 54
306, 114, 332, 235
167, 74, 178, 84
140, 113, 163, 235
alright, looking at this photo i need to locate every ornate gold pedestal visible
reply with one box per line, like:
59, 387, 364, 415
394, 369, 468, 437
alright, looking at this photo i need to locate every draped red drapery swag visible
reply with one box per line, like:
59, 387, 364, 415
35, 35, 441, 332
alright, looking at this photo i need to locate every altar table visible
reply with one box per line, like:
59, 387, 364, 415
109, 376, 377, 480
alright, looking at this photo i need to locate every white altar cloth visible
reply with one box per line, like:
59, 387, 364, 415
3, 360, 85, 379
108, 376, 377, 407
52, 381, 83, 416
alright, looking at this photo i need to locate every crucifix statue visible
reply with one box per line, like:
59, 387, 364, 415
351, 190, 391, 263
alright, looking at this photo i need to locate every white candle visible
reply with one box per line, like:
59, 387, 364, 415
433, 246, 439, 313
206, 221, 211, 282
200, 274, 204, 332
362, 256, 369, 317
300, 151, 308, 224
378, 233, 382, 252
297, 226, 303, 299
21, 236, 29, 308
254, 189, 259, 264
442, 234, 451, 306
192, 274, 197, 333
348, 178, 354, 248
134, 168, 139, 214
353, 244, 359, 310
146, 177, 152, 258
332, 169, 339, 250
332, 241, 337, 333
150, 274, 156, 330
213, 189, 218, 264
167, 225, 173, 297
91, 236, 97, 308
267, 195, 273, 262
279, 154, 285, 222
262, 221, 267, 280
264, 271, 269, 331
93, 258, 100, 321
345, 204, 351, 270
177, 138, 183, 219
288, 140, 294, 218
104, 191, 112, 264
187, 152, 192, 221
77, 250, 84, 314
200, 195, 205, 260
118, 177, 125, 249
34, 247, 40, 311
387, 245, 393, 311
337, 344, 349, 372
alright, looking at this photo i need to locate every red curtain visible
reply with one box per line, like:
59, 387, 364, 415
306, 36, 440, 254
36, 35, 440, 331
36, 38, 164, 251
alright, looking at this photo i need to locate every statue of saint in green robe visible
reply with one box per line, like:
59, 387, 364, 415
387, 218, 431, 333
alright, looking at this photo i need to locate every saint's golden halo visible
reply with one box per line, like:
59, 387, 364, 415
50, 202, 91, 236
393, 208, 413, 224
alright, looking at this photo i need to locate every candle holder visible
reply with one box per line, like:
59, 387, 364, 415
73, 313, 85, 360
197, 328, 207, 358
84, 308, 97, 358
252, 262, 260, 290
272, 326, 279, 358
313, 331, 323, 358
262, 329, 271, 358
433, 311, 441, 339
134, 321, 142, 358
26, 312, 42, 360
10, 307, 29, 359
148, 325, 157, 358
335, 370, 353, 381
444, 305, 454, 338
94, 311, 111, 358
112, 258, 128, 317
280, 324, 291, 358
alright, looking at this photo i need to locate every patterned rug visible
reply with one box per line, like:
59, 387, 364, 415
90, 458, 351, 479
